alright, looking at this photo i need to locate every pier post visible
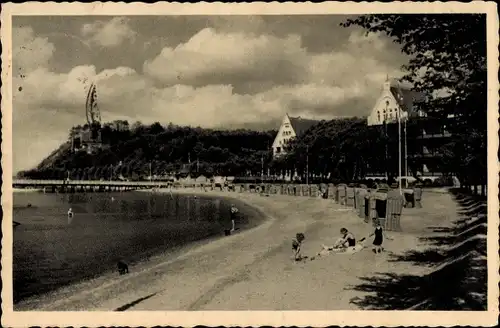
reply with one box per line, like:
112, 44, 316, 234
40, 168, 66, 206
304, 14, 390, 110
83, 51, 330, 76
195, 196, 200, 220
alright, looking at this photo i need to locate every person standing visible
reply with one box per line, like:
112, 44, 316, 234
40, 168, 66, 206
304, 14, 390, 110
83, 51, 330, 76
230, 204, 238, 232
368, 218, 393, 253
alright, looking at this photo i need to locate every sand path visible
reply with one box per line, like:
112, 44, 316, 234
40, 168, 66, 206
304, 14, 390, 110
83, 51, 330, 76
17, 189, 458, 311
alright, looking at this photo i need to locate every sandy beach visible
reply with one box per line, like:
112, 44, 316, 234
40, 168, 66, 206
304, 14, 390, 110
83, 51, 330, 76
16, 188, 461, 311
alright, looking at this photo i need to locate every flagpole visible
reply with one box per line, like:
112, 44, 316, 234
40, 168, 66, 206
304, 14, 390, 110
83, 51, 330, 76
261, 154, 264, 182
306, 145, 309, 186
398, 111, 402, 195
404, 118, 408, 188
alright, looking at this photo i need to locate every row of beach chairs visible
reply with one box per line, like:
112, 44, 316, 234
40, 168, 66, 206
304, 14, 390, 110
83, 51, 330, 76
229, 183, 423, 232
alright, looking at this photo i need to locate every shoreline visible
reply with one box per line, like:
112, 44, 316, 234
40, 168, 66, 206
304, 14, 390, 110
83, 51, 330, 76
14, 188, 468, 311
14, 188, 272, 310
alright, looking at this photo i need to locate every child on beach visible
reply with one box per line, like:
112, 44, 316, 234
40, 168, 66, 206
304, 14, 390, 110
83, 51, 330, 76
368, 218, 393, 253
319, 228, 356, 254
292, 233, 305, 261
230, 204, 239, 232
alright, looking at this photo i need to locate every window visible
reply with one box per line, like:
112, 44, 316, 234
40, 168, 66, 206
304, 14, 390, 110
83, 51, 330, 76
276, 147, 281, 153
377, 111, 380, 122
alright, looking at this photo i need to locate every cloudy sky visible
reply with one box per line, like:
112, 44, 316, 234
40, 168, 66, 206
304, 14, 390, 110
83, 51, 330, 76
12, 15, 409, 172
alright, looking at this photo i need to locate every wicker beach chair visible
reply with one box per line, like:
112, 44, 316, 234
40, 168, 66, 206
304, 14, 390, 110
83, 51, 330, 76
403, 188, 415, 208
356, 188, 368, 218
310, 184, 319, 197
328, 184, 335, 199
346, 187, 355, 207
414, 187, 423, 208
301, 184, 308, 197
385, 190, 404, 231
331, 185, 338, 202
366, 191, 378, 223
337, 184, 348, 205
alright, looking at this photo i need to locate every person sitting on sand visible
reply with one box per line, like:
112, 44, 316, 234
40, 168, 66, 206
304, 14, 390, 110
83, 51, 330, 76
292, 233, 306, 261
368, 218, 393, 253
321, 228, 356, 251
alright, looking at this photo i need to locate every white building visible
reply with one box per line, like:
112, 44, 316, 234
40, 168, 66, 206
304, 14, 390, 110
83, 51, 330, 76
367, 77, 425, 126
272, 114, 320, 158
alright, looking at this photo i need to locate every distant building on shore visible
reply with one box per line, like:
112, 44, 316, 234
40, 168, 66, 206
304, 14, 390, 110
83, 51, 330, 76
272, 114, 320, 158
366, 76, 453, 181
70, 124, 103, 154
110, 120, 130, 132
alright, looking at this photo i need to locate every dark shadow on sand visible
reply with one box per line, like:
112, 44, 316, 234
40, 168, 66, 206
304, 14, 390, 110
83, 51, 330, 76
347, 188, 487, 310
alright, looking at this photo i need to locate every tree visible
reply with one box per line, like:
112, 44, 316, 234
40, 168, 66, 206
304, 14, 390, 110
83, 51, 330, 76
342, 14, 487, 192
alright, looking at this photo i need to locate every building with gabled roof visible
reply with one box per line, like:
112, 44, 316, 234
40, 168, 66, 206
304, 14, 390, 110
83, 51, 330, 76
272, 114, 320, 158
366, 76, 453, 182
367, 77, 426, 126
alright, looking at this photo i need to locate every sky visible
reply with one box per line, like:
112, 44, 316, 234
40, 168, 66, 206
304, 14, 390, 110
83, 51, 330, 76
12, 15, 410, 172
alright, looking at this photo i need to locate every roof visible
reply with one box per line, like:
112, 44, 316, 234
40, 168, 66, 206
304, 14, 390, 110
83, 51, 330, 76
288, 116, 321, 136
389, 84, 425, 116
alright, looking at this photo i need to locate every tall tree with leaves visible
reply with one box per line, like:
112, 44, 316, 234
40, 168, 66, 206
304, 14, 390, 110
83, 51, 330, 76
342, 14, 487, 191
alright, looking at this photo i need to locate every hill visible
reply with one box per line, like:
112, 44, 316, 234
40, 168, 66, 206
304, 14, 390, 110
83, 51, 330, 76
18, 122, 277, 180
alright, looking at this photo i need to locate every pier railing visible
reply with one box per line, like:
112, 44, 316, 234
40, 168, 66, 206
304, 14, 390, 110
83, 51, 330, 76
12, 179, 170, 187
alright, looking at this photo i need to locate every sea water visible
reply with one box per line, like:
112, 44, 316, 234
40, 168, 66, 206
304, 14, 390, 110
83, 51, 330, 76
13, 191, 260, 303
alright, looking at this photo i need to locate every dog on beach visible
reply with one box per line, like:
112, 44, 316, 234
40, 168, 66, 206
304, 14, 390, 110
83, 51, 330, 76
117, 260, 129, 275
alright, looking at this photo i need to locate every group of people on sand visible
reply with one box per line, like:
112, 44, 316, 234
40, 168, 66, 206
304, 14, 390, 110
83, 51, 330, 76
292, 218, 393, 261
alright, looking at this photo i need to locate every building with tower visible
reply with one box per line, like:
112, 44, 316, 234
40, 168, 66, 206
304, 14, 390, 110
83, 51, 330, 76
366, 76, 453, 182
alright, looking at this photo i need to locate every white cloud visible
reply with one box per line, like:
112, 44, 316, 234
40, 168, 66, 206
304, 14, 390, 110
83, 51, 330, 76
13, 26, 55, 74
143, 28, 308, 88
13, 26, 408, 172
81, 17, 137, 47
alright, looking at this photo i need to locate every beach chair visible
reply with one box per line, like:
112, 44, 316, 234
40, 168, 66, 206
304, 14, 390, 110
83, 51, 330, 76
309, 185, 317, 197
301, 184, 309, 197
331, 185, 338, 202
403, 188, 415, 208
414, 187, 423, 208
296, 185, 302, 196
266, 184, 272, 195
328, 184, 335, 199
365, 192, 378, 223
346, 187, 355, 207
356, 188, 368, 218
321, 184, 329, 199
385, 190, 404, 231
337, 184, 347, 205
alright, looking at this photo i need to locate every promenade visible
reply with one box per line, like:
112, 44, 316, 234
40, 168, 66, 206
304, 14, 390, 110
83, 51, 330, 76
16, 188, 467, 311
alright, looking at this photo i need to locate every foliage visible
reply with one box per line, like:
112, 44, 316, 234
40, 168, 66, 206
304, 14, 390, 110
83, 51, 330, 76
19, 122, 275, 180
342, 14, 487, 188
271, 118, 389, 183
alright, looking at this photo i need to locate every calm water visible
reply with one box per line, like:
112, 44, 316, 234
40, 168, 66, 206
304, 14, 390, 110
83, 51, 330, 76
13, 191, 261, 303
